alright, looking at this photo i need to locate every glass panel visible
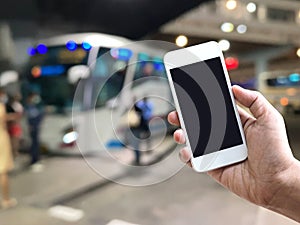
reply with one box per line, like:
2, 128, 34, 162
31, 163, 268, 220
93, 47, 129, 108
133, 53, 167, 85
24, 46, 89, 114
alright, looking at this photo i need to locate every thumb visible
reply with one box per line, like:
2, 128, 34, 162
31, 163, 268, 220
232, 85, 273, 120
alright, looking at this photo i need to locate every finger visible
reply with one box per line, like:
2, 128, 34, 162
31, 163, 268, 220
232, 85, 272, 119
179, 147, 192, 168
174, 129, 186, 144
237, 105, 255, 128
168, 111, 180, 126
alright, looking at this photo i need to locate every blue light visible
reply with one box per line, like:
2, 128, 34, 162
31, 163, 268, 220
66, 40, 77, 51
153, 57, 164, 71
36, 44, 48, 54
289, 73, 300, 82
110, 48, 118, 58
110, 48, 133, 61
154, 62, 165, 71
27, 47, 36, 56
117, 48, 132, 60
138, 53, 149, 61
40, 65, 65, 76
277, 77, 288, 84
82, 42, 91, 51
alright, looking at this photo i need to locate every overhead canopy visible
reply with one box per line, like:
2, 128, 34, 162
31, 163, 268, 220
0, 0, 209, 39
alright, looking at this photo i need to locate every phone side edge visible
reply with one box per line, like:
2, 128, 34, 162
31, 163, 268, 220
163, 52, 194, 163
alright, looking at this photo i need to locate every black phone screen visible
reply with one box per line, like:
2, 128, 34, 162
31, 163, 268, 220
170, 57, 243, 157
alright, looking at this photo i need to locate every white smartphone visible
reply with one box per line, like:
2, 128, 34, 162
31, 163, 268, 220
164, 41, 247, 172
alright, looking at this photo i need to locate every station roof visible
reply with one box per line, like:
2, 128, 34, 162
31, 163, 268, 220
0, 0, 208, 39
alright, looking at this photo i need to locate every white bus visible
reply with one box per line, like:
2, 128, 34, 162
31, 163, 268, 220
22, 33, 176, 155
258, 69, 300, 114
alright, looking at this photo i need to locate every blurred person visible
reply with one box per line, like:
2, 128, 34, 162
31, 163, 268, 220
126, 97, 142, 165
168, 85, 300, 223
135, 97, 153, 150
0, 89, 17, 209
6, 93, 24, 158
26, 92, 44, 165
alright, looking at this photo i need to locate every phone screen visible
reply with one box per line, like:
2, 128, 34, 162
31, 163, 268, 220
170, 57, 243, 157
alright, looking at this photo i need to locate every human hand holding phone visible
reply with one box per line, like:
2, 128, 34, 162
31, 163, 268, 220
164, 42, 247, 172
168, 85, 300, 222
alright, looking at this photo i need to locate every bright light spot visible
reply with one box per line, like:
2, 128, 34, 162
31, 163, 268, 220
237, 24, 247, 34
82, 42, 92, 51
289, 73, 300, 82
246, 2, 257, 13
36, 43, 48, 54
225, 57, 239, 70
221, 22, 234, 33
175, 35, 188, 47
280, 97, 289, 106
286, 88, 297, 96
31, 66, 41, 78
226, 0, 237, 10
0, 71, 18, 86
218, 39, 230, 51
297, 48, 300, 57
66, 40, 77, 51
63, 131, 78, 144
27, 47, 36, 56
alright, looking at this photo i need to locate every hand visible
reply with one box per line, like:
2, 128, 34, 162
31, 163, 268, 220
168, 85, 298, 210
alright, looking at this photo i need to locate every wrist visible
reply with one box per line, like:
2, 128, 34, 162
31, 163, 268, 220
267, 158, 300, 222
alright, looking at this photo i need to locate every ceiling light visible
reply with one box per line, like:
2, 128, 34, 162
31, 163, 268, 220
246, 2, 256, 13
221, 22, 234, 33
218, 40, 230, 51
226, 0, 237, 10
237, 24, 247, 34
297, 48, 300, 58
175, 35, 188, 47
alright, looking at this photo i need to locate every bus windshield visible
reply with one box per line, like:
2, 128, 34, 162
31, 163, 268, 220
24, 45, 130, 113
24, 45, 89, 113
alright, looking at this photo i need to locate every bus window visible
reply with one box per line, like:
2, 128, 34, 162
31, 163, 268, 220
133, 54, 167, 84
25, 45, 89, 113
93, 47, 129, 108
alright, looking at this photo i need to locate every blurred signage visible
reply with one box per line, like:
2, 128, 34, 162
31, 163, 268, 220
31, 65, 66, 78
58, 49, 87, 64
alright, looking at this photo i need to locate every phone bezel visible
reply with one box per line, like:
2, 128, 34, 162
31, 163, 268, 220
164, 41, 247, 172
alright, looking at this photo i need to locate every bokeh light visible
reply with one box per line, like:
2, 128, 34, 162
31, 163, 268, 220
36, 43, 48, 54
218, 39, 231, 51
246, 2, 257, 13
66, 40, 77, 51
175, 35, 188, 47
221, 22, 234, 33
226, 0, 237, 10
237, 24, 247, 34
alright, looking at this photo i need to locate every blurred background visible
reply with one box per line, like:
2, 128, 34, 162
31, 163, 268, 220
0, 0, 300, 224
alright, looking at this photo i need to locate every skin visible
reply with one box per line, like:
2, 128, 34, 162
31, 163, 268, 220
168, 85, 300, 222
1, 173, 10, 201
0, 96, 16, 208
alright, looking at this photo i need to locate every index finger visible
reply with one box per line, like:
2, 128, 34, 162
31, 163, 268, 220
168, 111, 181, 126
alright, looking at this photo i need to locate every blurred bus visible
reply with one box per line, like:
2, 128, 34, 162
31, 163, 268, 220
258, 69, 300, 114
22, 33, 176, 154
